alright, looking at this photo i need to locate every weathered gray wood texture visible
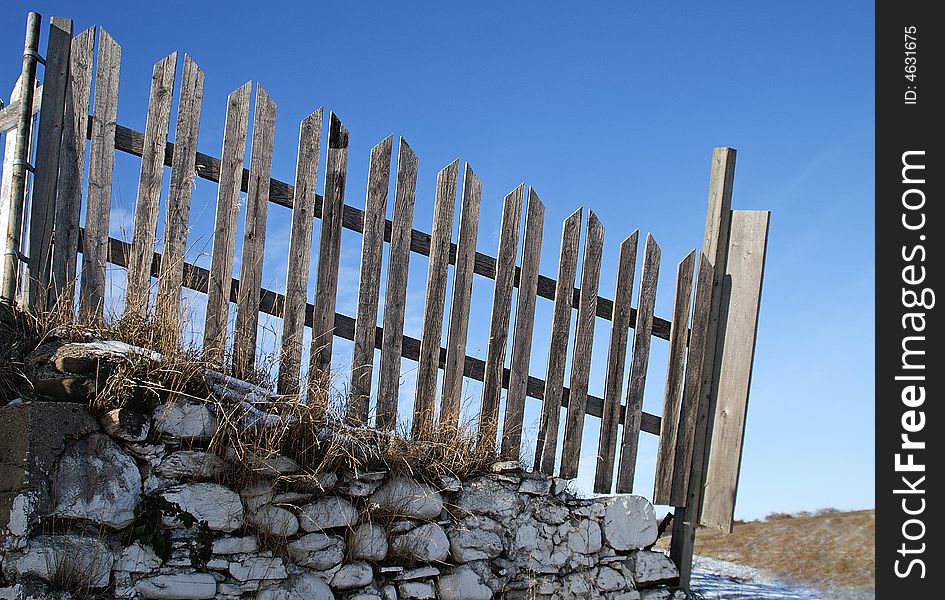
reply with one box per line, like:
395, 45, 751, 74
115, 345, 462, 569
534, 208, 582, 474
616, 234, 661, 493
413, 160, 459, 436
79, 28, 120, 322
594, 231, 638, 493
27, 16, 72, 310
653, 250, 696, 504
700, 210, 769, 532
155, 55, 204, 333
203, 82, 252, 362
50, 27, 94, 309
376, 139, 418, 430
440, 164, 482, 430
501, 188, 544, 459
233, 85, 276, 378
277, 108, 323, 395
479, 184, 525, 450
125, 52, 178, 318
349, 136, 393, 423
559, 211, 604, 479
309, 113, 349, 390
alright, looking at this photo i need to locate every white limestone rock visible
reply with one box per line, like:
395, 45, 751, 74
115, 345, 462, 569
602, 495, 659, 551
153, 400, 218, 441
628, 550, 680, 586
161, 483, 243, 532
330, 561, 374, 590
156, 450, 227, 479
135, 573, 217, 599
352, 522, 389, 561
369, 476, 443, 519
14, 535, 115, 588
398, 581, 436, 599
437, 565, 493, 600
448, 516, 504, 563
455, 477, 522, 519
52, 433, 141, 528
249, 504, 300, 536
229, 556, 288, 581
212, 535, 258, 554
240, 480, 276, 512
287, 532, 346, 569
115, 541, 162, 573
392, 522, 449, 563
256, 571, 335, 600
299, 496, 359, 531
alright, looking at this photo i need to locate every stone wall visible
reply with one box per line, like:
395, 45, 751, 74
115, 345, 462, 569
0, 341, 686, 600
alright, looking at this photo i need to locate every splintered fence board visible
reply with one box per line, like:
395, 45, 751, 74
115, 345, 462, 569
699, 210, 770, 532
594, 231, 639, 493
203, 82, 252, 362
652, 250, 696, 504
277, 108, 323, 395
558, 211, 604, 479
79, 27, 120, 322
534, 208, 582, 474
349, 136, 393, 424
375, 140, 418, 430
125, 51, 178, 318
440, 164, 482, 430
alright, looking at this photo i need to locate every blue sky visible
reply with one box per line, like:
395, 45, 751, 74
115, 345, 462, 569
2, 1, 874, 521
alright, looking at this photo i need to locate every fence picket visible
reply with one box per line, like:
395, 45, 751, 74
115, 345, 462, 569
653, 250, 696, 504
534, 208, 582, 474
125, 52, 178, 318
277, 108, 323, 394
670, 253, 713, 505
79, 28, 121, 322
559, 211, 604, 479
440, 164, 482, 430
478, 183, 526, 450
204, 82, 252, 362
50, 26, 94, 309
309, 113, 350, 390
376, 139, 419, 429
616, 234, 661, 493
27, 16, 72, 310
233, 85, 277, 378
154, 55, 204, 332
594, 231, 639, 493
349, 135, 394, 423
413, 160, 460, 435
500, 188, 544, 459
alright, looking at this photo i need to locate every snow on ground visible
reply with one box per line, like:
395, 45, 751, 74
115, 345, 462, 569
690, 555, 828, 599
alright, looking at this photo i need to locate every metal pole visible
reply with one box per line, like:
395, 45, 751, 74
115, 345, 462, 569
2, 11, 42, 305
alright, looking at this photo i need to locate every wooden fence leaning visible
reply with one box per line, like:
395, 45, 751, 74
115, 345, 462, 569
1, 16, 770, 587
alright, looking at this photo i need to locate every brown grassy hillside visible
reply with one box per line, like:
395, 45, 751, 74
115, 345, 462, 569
692, 509, 874, 598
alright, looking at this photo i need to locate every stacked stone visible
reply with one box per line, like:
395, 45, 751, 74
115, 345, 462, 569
0, 341, 686, 599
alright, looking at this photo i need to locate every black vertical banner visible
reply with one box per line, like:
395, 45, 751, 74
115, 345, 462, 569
876, 0, 942, 597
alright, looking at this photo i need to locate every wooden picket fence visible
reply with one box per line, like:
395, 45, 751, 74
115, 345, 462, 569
2, 15, 769, 585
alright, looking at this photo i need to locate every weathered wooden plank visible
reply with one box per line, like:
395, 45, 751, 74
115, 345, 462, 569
124, 52, 178, 318
440, 164, 482, 430
670, 253, 713, 506
670, 147, 736, 587
233, 85, 277, 378
534, 208, 582, 474
376, 139, 419, 430
349, 135, 394, 424
616, 234, 661, 492
277, 108, 323, 394
49, 27, 93, 311
558, 211, 604, 479
78, 28, 120, 322
92, 229, 664, 437
109, 122, 675, 340
309, 113, 350, 389
412, 160, 460, 436
593, 231, 639, 493
478, 183, 526, 450
26, 16, 72, 310
153, 55, 204, 333
500, 188, 544, 459
700, 210, 769, 532
203, 82, 252, 362
653, 250, 696, 504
